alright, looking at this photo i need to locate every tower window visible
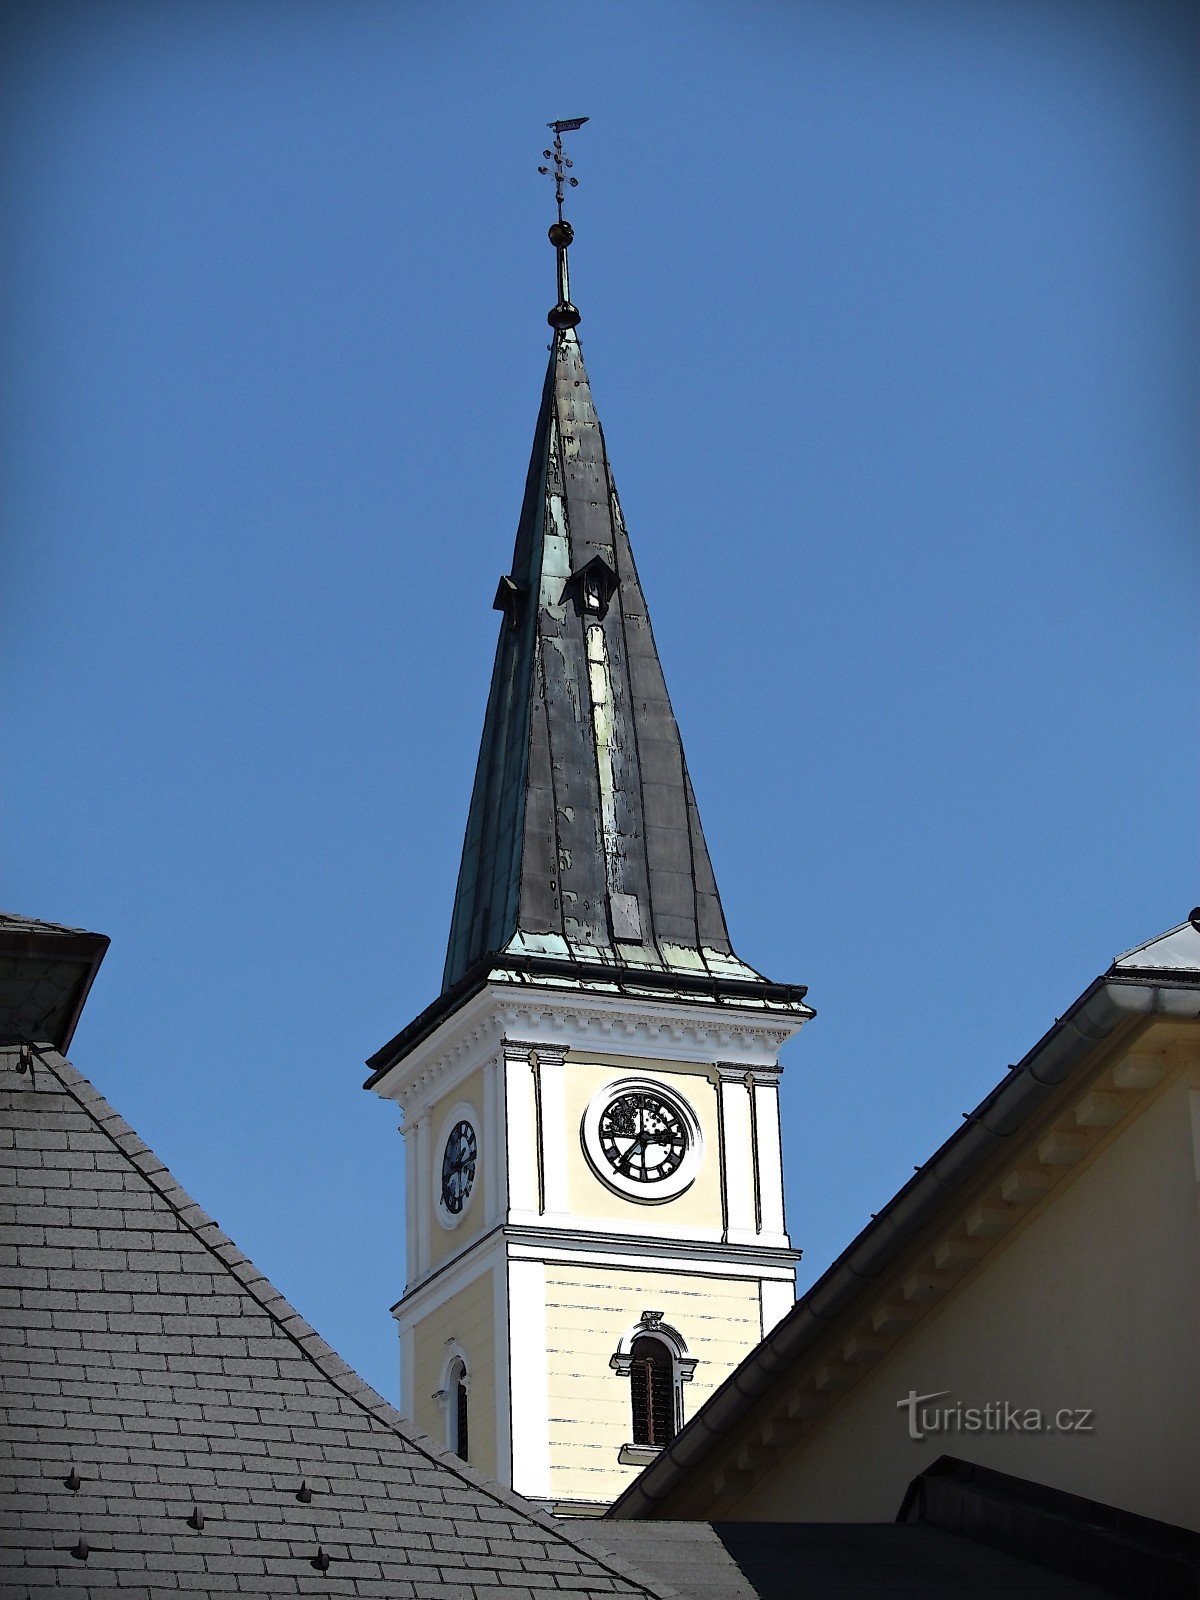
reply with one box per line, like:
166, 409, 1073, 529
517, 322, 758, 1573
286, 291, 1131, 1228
612, 1311, 696, 1465
454, 1367, 469, 1462
442, 1354, 469, 1462
629, 1336, 675, 1447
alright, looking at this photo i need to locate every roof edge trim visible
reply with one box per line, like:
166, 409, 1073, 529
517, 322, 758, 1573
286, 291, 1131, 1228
365, 953, 810, 1087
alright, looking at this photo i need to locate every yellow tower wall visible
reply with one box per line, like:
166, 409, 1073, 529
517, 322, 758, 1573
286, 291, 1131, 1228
425, 1066, 488, 1274
544, 1262, 761, 1505
409, 1262, 498, 1480
563, 1059, 724, 1232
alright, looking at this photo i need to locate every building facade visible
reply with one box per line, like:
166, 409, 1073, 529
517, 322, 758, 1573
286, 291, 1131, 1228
608, 915, 1200, 1536
366, 184, 810, 1512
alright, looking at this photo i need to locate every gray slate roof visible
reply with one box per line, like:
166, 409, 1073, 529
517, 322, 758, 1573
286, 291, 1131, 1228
441, 328, 769, 993
582, 1521, 1112, 1598
0, 1042, 670, 1598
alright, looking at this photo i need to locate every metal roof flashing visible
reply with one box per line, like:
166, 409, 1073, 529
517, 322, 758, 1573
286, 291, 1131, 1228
1111, 915, 1200, 975
365, 950, 812, 1094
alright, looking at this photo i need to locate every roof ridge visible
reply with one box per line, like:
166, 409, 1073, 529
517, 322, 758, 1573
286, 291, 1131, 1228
28, 1044, 674, 1596
0, 909, 99, 936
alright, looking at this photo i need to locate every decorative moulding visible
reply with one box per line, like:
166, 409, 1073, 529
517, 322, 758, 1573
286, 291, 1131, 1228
375, 983, 802, 1108
609, 1310, 697, 1381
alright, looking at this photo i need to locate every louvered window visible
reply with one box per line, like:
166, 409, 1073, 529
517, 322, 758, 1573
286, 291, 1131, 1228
629, 1336, 675, 1447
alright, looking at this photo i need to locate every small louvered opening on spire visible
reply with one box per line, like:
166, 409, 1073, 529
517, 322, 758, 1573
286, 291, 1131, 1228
492, 575, 528, 632
562, 554, 618, 619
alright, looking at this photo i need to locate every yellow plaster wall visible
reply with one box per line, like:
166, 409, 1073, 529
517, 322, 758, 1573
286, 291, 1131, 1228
725, 1066, 1200, 1530
426, 1067, 487, 1273
544, 1261, 760, 1504
564, 1059, 723, 1232
410, 1265, 498, 1479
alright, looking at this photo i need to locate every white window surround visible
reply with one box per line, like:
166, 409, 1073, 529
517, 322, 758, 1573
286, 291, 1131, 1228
581, 1077, 703, 1204
433, 1100, 480, 1231
610, 1310, 697, 1465
609, 1310, 697, 1381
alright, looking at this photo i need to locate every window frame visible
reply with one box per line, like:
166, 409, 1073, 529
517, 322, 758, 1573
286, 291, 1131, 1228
611, 1311, 697, 1464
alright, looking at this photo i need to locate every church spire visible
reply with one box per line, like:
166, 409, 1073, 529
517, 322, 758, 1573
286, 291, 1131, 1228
440, 135, 805, 1009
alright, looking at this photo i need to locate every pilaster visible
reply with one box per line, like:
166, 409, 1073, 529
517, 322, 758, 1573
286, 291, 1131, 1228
717, 1067, 759, 1245
483, 1051, 506, 1229
507, 1256, 551, 1500
502, 1041, 542, 1218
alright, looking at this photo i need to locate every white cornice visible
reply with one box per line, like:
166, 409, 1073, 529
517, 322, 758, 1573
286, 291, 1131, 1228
371, 983, 806, 1109
502, 1226, 799, 1277
394, 1222, 798, 1319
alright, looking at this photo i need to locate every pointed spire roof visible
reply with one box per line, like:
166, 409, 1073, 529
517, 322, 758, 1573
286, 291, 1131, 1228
441, 328, 781, 997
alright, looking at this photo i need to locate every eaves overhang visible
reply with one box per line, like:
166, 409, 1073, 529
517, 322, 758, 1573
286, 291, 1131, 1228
0, 915, 110, 1053
607, 950, 1200, 1520
364, 952, 811, 1091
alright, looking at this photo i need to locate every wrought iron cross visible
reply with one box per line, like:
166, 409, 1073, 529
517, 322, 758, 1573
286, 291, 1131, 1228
538, 116, 589, 223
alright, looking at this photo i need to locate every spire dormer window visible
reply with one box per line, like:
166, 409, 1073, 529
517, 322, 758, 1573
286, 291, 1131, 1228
562, 554, 618, 620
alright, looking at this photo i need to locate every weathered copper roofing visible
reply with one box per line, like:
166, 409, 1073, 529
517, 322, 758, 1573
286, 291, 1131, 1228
442, 328, 773, 994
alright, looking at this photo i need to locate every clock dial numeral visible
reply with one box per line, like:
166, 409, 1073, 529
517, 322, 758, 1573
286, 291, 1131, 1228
598, 1092, 687, 1184
440, 1120, 477, 1214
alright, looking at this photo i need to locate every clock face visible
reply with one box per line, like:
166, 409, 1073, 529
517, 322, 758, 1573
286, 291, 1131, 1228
598, 1091, 688, 1184
440, 1120, 477, 1215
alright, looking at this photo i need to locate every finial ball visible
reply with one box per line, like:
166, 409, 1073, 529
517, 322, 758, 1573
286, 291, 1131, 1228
547, 302, 581, 331
548, 221, 574, 250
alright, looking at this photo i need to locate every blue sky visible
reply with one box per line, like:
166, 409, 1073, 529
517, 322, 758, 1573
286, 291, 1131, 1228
4, 0, 1197, 1402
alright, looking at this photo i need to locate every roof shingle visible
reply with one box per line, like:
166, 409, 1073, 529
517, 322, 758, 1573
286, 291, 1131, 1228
0, 1043, 669, 1597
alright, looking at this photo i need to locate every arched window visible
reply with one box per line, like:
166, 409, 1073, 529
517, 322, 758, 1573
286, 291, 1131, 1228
435, 1346, 470, 1464
611, 1310, 697, 1463
629, 1336, 675, 1447
449, 1357, 469, 1462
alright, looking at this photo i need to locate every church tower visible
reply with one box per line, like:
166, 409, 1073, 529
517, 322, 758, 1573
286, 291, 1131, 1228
367, 124, 812, 1513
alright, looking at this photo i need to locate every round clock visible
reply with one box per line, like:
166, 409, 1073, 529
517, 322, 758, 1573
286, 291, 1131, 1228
440, 1119, 477, 1216
581, 1079, 702, 1203
599, 1090, 687, 1184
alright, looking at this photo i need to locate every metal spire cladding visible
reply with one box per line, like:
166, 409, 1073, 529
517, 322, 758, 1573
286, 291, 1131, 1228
442, 141, 794, 1000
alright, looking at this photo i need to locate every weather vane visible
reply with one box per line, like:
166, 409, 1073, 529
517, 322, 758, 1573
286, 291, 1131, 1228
539, 116, 588, 223
539, 117, 589, 331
